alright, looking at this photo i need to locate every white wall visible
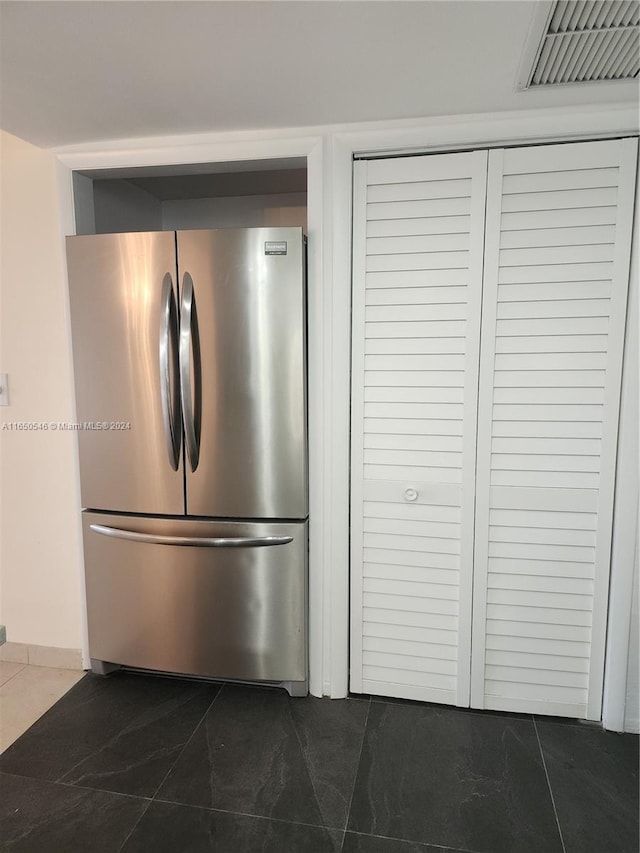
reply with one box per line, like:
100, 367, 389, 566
162, 192, 307, 231
93, 179, 162, 233
72, 173, 96, 235
0, 129, 84, 650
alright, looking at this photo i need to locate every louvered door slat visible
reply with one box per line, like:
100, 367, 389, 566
501, 206, 617, 230
367, 178, 472, 203
366, 285, 469, 305
367, 216, 471, 237
502, 168, 619, 194
500, 226, 616, 249
351, 151, 487, 705
367, 234, 470, 254
472, 137, 638, 720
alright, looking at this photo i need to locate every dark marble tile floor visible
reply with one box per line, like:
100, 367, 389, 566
0, 673, 637, 853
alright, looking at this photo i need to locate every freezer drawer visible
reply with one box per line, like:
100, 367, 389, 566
82, 512, 307, 684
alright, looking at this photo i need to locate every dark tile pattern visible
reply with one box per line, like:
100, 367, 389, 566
121, 801, 344, 853
0, 672, 637, 853
157, 683, 368, 827
342, 832, 456, 852
536, 719, 639, 853
0, 772, 148, 852
0, 672, 220, 797
348, 702, 563, 853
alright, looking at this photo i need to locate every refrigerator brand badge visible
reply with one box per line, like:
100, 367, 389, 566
264, 241, 287, 256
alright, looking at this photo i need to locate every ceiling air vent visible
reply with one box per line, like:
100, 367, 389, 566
519, 0, 639, 88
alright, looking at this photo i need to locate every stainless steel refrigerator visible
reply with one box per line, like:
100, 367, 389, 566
66, 227, 308, 696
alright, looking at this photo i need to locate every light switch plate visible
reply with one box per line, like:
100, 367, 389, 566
0, 374, 9, 406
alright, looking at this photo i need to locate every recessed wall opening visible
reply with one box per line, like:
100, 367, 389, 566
72, 157, 308, 236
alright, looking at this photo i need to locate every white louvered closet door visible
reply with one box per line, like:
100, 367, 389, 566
350, 151, 488, 705
471, 138, 638, 720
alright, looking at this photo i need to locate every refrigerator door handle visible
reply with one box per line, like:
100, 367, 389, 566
89, 524, 293, 548
179, 273, 202, 472
159, 274, 181, 470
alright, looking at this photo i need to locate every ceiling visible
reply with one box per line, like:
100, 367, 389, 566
0, 1, 637, 150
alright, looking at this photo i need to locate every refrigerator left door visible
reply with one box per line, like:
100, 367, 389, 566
66, 232, 184, 516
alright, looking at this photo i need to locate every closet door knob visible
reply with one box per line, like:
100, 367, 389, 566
404, 488, 418, 502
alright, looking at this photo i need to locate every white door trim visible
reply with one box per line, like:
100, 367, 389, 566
602, 152, 640, 732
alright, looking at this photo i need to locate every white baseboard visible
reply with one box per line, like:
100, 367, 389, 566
0, 641, 83, 670
624, 716, 640, 734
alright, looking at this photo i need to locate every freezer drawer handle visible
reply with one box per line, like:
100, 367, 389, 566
89, 524, 293, 548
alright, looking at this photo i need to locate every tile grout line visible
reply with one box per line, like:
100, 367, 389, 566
149, 688, 357, 841
339, 701, 487, 853
115, 794, 154, 852
287, 693, 325, 827
0, 669, 86, 757
49, 673, 214, 788
115, 682, 228, 853
107, 684, 361, 845
340, 697, 372, 853
149, 797, 348, 834
533, 716, 567, 853
0, 767, 154, 853
343, 828, 494, 853
147, 681, 227, 802
0, 769, 154, 804
0, 663, 27, 690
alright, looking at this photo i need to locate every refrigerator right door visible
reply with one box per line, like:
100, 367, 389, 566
177, 228, 307, 520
